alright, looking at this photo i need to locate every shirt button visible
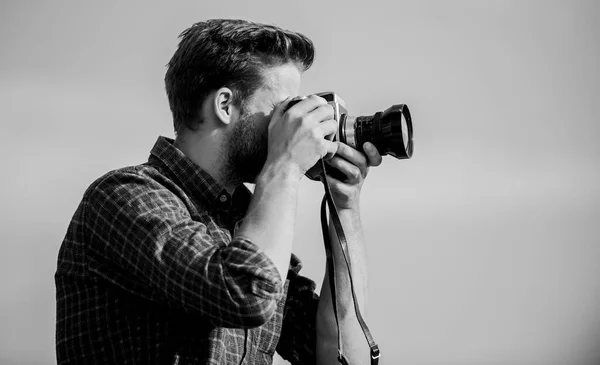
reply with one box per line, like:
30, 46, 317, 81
219, 195, 228, 202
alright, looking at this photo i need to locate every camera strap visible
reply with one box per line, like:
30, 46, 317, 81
319, 158, 381, 365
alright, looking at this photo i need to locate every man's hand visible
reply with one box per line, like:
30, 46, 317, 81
323, 141, 382, 210
263, 95, 339, 181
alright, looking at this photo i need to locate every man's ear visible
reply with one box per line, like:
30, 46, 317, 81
213, 87, 235, 125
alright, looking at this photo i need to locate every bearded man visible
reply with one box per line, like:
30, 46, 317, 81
55, 19, 382, 365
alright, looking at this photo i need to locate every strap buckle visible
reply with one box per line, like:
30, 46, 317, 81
371, 345, 381, 360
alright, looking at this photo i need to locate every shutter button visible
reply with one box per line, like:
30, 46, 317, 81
219, 195, 228, 203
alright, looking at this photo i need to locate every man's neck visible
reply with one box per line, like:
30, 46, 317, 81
173, 130, 236, 194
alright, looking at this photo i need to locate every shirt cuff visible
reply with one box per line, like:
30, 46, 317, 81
227, 238, 284, 300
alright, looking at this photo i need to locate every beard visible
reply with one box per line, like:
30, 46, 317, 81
221, 110, 269, 185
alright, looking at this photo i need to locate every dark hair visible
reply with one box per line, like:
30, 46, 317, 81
165, 19, 315, 133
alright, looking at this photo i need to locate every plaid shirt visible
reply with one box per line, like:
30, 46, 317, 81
55, 136, 319, 365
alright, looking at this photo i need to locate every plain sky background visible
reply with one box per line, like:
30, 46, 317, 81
1, 1, 599, 364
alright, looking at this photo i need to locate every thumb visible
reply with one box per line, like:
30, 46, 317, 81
271, 96, 295, 122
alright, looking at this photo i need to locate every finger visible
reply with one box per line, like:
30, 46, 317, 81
325, 156, 363, 183
323, 174, 353, 198
272, 96, 295, 120
335, 142, 368, 173
318, 119, 339, 140
322, 139, 339, 160
306, 103, 334, 126
363, 142, 383, 167
288, 94, 328, 115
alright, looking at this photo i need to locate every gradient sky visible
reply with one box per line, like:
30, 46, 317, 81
1, 1, 599, 364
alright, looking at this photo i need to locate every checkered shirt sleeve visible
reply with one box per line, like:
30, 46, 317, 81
83, 170, 284, 328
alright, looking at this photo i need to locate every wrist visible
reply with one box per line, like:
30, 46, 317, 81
335, 203, 361, 221
331, 195, 360, 212
258, 159, 302, 186
257, 160, 304, 184
341, 198, 360, 211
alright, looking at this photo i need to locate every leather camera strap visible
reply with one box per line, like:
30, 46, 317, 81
319, 158, 381, 365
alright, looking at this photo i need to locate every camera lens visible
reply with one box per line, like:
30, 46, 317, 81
346, 104, 413, 159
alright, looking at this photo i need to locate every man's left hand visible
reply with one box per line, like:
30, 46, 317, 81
323, 141, 382, 210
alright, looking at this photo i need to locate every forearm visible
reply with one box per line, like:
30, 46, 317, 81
235, 162, 299, 284
316, 206, 370, 365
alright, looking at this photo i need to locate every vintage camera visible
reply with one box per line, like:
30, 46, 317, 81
288, 92, 414, 181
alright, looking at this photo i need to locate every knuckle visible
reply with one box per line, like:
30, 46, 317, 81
319, 137, 328, 149
309, 94, 324, 102
311, 126, 322, 139
319, 97, 330, 107
320, 104, 334, 118
327, 103, 335, 114
335, 142, 348, 156
299, 113, 313, 126
286, 108, 301, 120
333, 141, 341, 154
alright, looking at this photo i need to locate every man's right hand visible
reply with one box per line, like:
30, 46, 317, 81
238, 95, 337, 286
263, 94, 339, 181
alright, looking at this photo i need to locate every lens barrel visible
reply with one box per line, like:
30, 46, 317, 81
343, 104, 413, 159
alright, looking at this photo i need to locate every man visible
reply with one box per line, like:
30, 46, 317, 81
55, 19, 382, 365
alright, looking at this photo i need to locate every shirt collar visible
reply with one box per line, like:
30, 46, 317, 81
148, 136, 251, 218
